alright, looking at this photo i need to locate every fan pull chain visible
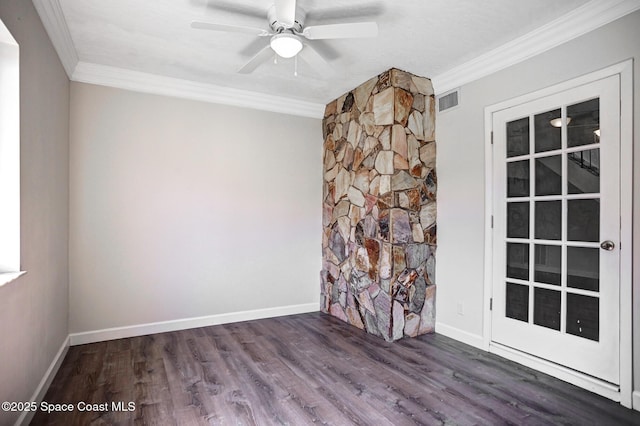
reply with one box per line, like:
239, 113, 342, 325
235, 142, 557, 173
294, 55, 298, 77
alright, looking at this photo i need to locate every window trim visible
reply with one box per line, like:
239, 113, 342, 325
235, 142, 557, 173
0, 18, 23, 286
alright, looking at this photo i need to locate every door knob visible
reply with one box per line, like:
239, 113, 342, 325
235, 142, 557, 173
600, 240, 615, 251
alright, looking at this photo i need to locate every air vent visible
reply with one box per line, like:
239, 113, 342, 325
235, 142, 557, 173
438, 89, 459, 112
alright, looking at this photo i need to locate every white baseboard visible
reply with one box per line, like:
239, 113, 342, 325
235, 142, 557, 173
69, 303, 320, 346
16, 335, 70, 426
633, 391, 640, 412
435, 322, 485, 349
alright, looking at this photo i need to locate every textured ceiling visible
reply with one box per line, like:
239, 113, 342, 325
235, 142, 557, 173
57, 0, 593, 104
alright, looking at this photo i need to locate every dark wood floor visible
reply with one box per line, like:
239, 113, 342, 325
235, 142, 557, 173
32, 312, 639, 425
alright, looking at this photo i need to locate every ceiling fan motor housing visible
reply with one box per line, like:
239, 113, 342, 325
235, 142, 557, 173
191, 1, 378, 74
267, 5, 305, 33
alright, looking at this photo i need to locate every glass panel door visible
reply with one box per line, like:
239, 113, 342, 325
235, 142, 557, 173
491, 75, 620, 385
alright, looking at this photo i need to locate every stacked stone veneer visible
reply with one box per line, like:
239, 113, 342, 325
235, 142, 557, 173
320, 68, 437, 341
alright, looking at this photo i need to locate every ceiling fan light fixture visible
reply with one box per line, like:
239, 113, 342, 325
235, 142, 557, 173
270, 33, 303, 58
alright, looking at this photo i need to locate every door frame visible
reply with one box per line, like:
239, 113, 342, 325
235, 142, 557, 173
483, 60, 633, 408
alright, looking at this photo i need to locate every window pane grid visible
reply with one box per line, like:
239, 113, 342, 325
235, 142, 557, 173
560, 107, 568, 333
527, 114, 536, 324
504, 277, 531, 286
565, 193, 601, 200
566, 287, 600, 298
565, 143, 600, 154
506, 145, 600, 161
503, 102, 601, 339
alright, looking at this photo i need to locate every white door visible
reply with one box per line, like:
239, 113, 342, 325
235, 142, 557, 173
491, 75, 620, 384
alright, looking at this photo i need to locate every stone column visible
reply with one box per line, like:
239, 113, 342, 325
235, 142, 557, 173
320, 68, 436, 341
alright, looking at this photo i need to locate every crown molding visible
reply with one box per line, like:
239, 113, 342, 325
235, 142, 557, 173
431, 0, 640, 95
31, 0, 324, 118
35, 0, 639, 115
32, 0, 78, 78
72, 62, 325, 118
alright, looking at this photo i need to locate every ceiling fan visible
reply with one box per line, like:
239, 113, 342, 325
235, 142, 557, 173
191, 0, 379, 75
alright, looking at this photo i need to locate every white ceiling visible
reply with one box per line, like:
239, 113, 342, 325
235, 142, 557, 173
35, 0, 640, 116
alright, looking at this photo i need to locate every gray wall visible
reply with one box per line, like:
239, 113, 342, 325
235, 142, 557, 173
0, 1, 70, 424
435, 10, 639, 394
69, 83, 322, 334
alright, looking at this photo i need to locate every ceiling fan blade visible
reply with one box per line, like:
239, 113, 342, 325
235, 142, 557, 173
274, 0, 297, 26
193, 0, 266, 20
191, 21, 270, 36
238, 45, 274, 74
298, 44, 333, 76
302, 22, 378, 40
306, 3, 384, 22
